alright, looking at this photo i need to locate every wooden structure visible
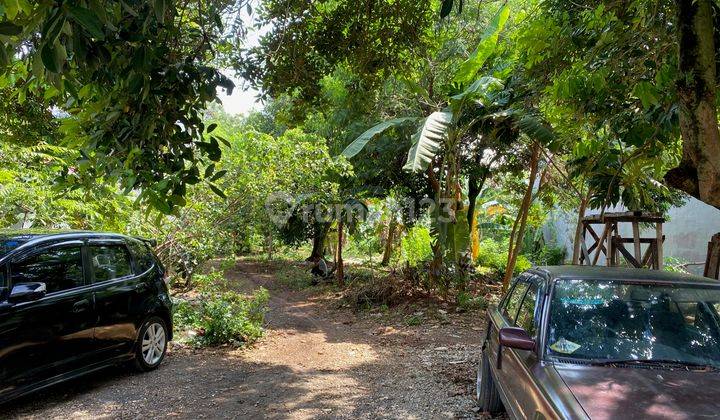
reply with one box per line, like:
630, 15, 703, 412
704, 233, 720, 280
578, 212, 665, 270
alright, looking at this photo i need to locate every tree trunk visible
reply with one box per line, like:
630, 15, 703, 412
503, 145, 541, 291
265, 230, 274, 260
336, 220, 345, 286
666, 0, 720, 209
572, 194, 589, 265
381, 217, 396, 266
308, 222, 330, 262
426, 163, 443, 286
467, 171, 487, 261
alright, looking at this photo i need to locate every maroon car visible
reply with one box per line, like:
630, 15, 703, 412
477, 266, 720, 419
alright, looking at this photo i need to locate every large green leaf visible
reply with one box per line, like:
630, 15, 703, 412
516, 114, 555, 145
403, 111, 453, 172
446, 207, 470, 263
440, 0, 453, 18
68, 6, 105, 40
453, 4, 510, 84
153, 0, 167, 23
450, 76, 504, 111
632, 81, 659, 109
341, 117, 417, 158
41, 41, 66, 73
0, 21, 22, 36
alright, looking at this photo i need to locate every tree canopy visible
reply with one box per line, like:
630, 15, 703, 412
3, 0, 720, 296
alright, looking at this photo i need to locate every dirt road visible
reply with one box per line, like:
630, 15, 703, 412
4, 261, 485, 419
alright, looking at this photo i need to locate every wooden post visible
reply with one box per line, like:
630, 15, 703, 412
632, 221, 642, 262
606, 222, 614, 266
336, 219, 345, 286
592, 223, 610, 266
580, 240, 590, 265
704, 233, 720, 279
655, 222, 663, 270
579, 212, 665, 268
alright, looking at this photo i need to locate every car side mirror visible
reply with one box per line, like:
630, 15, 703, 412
497, 327, 536, 369
8, 282, 47, 304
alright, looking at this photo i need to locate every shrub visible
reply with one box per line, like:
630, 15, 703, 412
193, 270, 228, 294
400, 226, 433, 267
456, 291, 488, 311
196, 288, 270, 346
173, 297, 200, 329
219, 257, 236, 272
274, 263, 315, 290
475, 238, 507, 272
528, 245, 567, 266
173, 287, 270, 347
476, 238, 533, 280
515, 254, 532, 272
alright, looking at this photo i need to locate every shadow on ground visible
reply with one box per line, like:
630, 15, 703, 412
4, 260, 485, 419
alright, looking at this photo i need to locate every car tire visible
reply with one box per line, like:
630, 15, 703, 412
133, 316, 169, 372
476, 351, 503, 415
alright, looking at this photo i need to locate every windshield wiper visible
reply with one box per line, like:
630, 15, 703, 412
589, 358, 720, 371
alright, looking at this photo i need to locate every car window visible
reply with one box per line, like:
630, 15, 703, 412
90, 245, 132, 282
547, 279, 720, 366
128, 240, 155, 273
11, 246, 84, 294
503, 280, 529, 322
515, 282, 539, 335
0, 265, 5, 287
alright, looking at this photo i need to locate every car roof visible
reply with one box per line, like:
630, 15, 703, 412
0, 230, 145, 262
532, 265, 719, 286
0, 229, 129, 242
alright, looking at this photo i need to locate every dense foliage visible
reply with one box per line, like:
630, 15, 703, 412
3, 0, 720, 306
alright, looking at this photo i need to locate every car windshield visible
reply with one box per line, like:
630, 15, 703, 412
547, 279, 720, 368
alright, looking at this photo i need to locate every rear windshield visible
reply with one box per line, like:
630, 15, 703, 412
548, 279, 720, 368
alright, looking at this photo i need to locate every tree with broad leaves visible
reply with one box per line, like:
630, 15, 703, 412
0, 0, 250, 213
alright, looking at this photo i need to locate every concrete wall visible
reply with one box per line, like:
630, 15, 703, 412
543, 197, 720, 275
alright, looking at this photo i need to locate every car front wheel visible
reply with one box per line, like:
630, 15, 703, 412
476, 350, 503, 415
133, 316, 168, 372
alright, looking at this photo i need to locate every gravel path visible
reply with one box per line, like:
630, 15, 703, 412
4, 261, 487, 419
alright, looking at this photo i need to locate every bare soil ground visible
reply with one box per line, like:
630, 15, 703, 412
4, 260, 489, 419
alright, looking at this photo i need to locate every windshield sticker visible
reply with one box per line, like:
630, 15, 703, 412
550, 338, 581, 354
560, 298, 604, 305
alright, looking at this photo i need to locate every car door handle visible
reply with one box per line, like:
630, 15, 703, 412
133, 283, 147, 293
72, 299, 91, 313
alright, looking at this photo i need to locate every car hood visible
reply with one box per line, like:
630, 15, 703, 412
555, 364, 720, 419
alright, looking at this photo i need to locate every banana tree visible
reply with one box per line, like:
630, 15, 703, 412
343, 82, 553, 278
342, 3, 554, 285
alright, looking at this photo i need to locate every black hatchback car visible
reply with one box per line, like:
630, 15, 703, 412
0, 230, 173, 403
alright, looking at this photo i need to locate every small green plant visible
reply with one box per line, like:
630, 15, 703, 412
195, 288, 270, 346
404, 313, 424, 326
401, 225, 433, 267
664, 257, 691, 274
193, 270, 227, 294
173, 284, 270, 347
172, 297, 200, 330
530, 246, 567, 266
274, 263, 314, 290
456, 291, 488, 311
219, 257, 236, 272
475, 238, 507, 271
515, 254, 532, 273
475, 237, 534, 281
